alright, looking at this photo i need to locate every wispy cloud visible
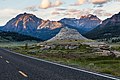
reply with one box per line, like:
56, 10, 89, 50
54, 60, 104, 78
70, 0, 117, 7
53, 0, 63, 7
25, 6, 38, 12
55, 8, 67, 11
93, 9, 112, 17
91, 0, 108, 7
92, 0, 107, 4
51, 11, 60, 15
0, 8, 22, 25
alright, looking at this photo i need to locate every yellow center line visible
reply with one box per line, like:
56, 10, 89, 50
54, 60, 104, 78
18, 71, 28, 78
6, 60, 10, 63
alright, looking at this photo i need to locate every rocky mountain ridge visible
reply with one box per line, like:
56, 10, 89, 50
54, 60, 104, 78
84, 12, 120, 41
1, 13, 62, 40
0, 13, 102, 41
60, 14, 101, 34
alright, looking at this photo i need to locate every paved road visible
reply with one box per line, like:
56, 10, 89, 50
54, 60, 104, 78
0, 48, 119, 80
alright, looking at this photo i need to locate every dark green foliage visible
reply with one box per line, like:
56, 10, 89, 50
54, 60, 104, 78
84, 25, 120, 40
79, 44, 90, 49
111, 46, 120, 52
111, 39, 120, 43
86, 56, 117, 61
25, 43, 28, 49
0, 31, 43, 42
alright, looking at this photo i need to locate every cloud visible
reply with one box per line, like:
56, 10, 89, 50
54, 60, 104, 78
39, 0, 63, 9
67, 9, 80, 12
91, 0, 108, 7
78, 0, 86, 4
93, 9, 112, 17
70, 0, 111, 7
92, 0, 107, 4
70, 0, 86, 6
0, 8, 22, 26
51, 11, 60, 15
53, 0, 63, 7
60, 8, 93, 18
55, 8, 67, 11
0, 8, 22, 17
39, 0, 51, 9
25, 6, 38, 12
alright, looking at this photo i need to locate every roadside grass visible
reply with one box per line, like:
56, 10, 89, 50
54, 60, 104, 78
111, 46, 120, 51
7, 43, 120, 77
0, 41, 38, 47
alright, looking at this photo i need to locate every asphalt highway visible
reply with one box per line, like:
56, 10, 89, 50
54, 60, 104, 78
0, 48, 119, 80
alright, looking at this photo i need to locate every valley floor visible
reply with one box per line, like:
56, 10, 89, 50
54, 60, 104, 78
3, 40, 120, 78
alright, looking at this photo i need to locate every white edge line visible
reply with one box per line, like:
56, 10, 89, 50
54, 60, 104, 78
3, 49, 120, 80
6, 60, 10, 63
0, 56, 3, 58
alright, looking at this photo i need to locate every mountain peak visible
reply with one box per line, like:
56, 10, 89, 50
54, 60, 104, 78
80, 14, 98, 19
24, 12, 27, 15
15, 13, 36, 19
60, 15, 101, 34
9, 13, 42, 29
48, 27, 87, 41
101, 12, 120, 27
2, 13, 62, 40
84, 12, 120, 40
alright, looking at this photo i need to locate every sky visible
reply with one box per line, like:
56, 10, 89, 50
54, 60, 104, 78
0, 0, 120, 26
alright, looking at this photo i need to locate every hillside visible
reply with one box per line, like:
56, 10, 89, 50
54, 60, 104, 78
48, 27, 87, 41
84, 12, 120, 42
0, 31, 43, 42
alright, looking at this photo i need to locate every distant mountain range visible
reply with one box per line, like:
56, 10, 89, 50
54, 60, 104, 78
1, 12, 120, 42
0, 13, 101, 41
84, 12, 120, 41
60, 14, 101, 34
49, 27, 87, 41
1, 13, 62, 40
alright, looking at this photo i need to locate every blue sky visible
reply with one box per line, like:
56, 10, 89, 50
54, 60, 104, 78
0, 0, 120, 26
